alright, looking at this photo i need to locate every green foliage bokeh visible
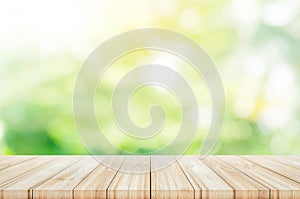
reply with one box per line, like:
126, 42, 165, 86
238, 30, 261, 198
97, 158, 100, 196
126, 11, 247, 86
0, 0, 300, 155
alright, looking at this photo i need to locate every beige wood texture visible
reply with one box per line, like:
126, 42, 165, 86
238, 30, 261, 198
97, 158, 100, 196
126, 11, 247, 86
266, 156, 300, 169
0, 156, 57, 187
151, 156, 194, 199
0, 156, 35, 170
107, 156, 150, 199
33, 156, 101, 199
0, 156, 300, 199
178, 156, 233, 199
74, 156, 124, 199
220, 156, 300, 199
201, 156, 269, 199
0, 156, 82, 199
243, 156, 300, 183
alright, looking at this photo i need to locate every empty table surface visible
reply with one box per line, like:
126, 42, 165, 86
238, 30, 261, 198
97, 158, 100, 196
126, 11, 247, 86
0, 155, 299, 199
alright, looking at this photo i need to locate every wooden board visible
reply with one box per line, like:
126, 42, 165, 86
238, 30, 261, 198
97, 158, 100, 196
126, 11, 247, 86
178, 156, 233, 199
220, 156, 300, 198
74, 156, 124, 199
0, 156, 300, 199
0, 156, 36, 170
107, 156, 150, 199
1, 156, 82, 199
151, 156, 194, 199
201, 156, 268, 199
33, 156, 100, 199
266, 156, 300, 169
0, 156, 57, 187
243, 156, 300, 183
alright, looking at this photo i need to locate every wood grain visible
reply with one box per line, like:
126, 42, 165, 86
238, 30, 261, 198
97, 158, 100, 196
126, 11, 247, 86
0, 156, 36, 171
0, 156, 57, 187
178, 156, 233, 199
107, 156, 150, 199
243, 156, 300, 183
74, 156, 124, 199
33, 156, 101, 199
220, 156, 300, 199
151, 156, 194, 199
266, 156, 300, 169
201, 156, 269, 199
1, 156, 82, 199
0, 156, 299, 199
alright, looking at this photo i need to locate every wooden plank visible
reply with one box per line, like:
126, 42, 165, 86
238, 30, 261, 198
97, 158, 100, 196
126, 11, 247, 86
220, 156, 300, 199
74, 156, 124, 199
178, 156, 233, 199
0, 156, 36, 170
151, 156, 194, 199
243, 156, 300, 183
266, 156, 300, 169
0, 155, 300, 199
33, 156, 101, 199
201, 156, 269, 199
107, 156, 150, 199
0, 156, 82, 199
0, 156, 57, 187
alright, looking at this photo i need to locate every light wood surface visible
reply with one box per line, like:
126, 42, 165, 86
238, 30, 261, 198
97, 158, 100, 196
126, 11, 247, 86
152, 156, 194, 199
266, 156, 300, 169
243, 156, 300, 183
108, 156, 150, 199
33, 156, 100, 199
0, 156, 57, 187
0, 156, 35, 170
74, 156, 124, 199
178, 156, 233, 199
220, 156, 300, 199
202, 156, 268, 199
0, 156, 299, 199
1, 156, 82, 199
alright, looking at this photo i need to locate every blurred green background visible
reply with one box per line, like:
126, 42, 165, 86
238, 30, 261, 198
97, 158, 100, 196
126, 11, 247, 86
0, 0, 300, 155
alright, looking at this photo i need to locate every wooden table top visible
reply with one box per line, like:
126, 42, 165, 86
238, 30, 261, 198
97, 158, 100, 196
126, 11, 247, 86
0, 155, 299, 199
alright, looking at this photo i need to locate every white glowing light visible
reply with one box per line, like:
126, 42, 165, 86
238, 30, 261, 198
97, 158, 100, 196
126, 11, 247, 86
264, 64, 295, 100
231, 0, 259, 24
157, 0, 178, 17
179, 8, 201, 31
244, 55, 266, 78
262, 0, 299, 27
259, 65, 295, 130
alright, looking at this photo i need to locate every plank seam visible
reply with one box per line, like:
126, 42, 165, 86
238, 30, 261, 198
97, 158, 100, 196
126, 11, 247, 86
0, 156, 58, 189
218, 156, 271, 199
266, 156, 300, 169
150, 155, 152, 199
3, 156, 300, 199
29, 157, 84, 199
106, 157, 125, 199
29, 157, 83, 190
265, 157, 300, 170
176, 157, 196, 199
71, 158, 104, 198
240, 156, 300, 185
199, 156, 237, 199
0, 156, 37, 172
